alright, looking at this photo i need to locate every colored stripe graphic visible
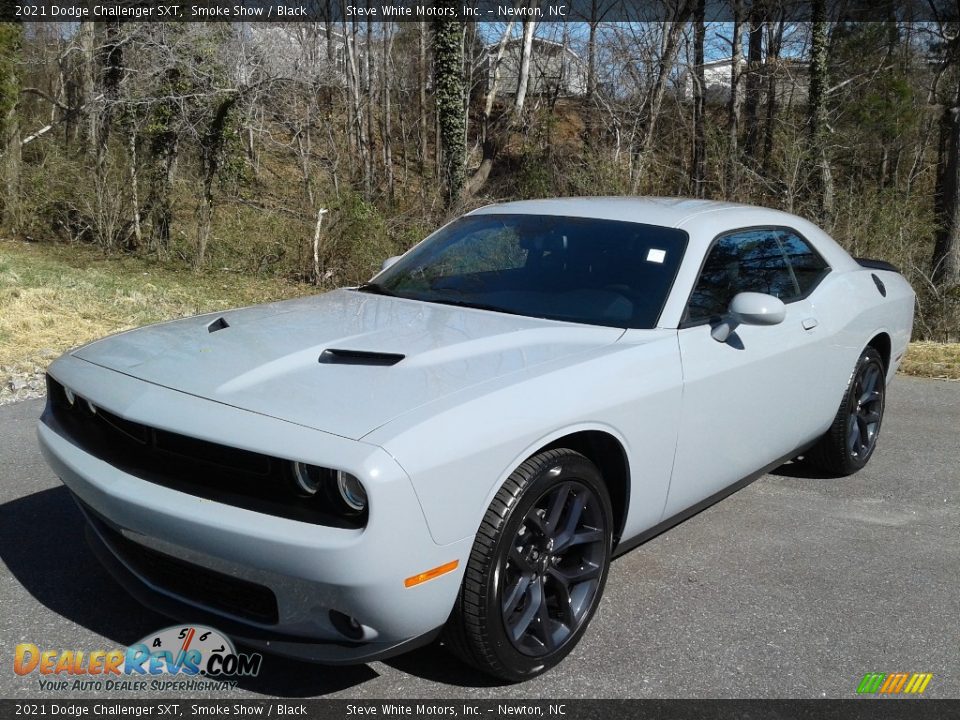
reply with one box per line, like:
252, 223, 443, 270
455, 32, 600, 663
904, 674, 933, 694
857, 672, 932, 695
857, 673, 886, 694
889, 673, 909, 694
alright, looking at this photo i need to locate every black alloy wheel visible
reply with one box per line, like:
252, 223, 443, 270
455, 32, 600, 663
807, 346, 886, 476
846, 358, 884, 462
499, 479, 607, 657
444, 449, 613, 681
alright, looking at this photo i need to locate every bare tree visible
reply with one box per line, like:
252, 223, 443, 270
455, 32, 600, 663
761, 17, 784, 176
726, 0, 744, 194
433, 5, 466, 205
629, 4, 693, 191
932, 29, 960, 286
807, 0, 833, 223
514, 11, 537, 116
463, 21, 514, 198
691, 0, 707, 196
743, 1, 764, 160
0, 24, 23, 230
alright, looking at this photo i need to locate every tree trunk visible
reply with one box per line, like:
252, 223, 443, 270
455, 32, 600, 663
312, 208, 328, 285
196, 95, 240, 268
342, 16, 362, 168
691, 0, 707, 197
462, 20, 515, 199
97, 23, 122, 164
0, 24, 22, 231
418, 22, 428, 177
631, 13, 690, 191
933, 103, 960, 285
726, 0, 743, 195
761, 20, 783, 176
808, 0, 832, 223
743, 5, 764, 160
148, 137, 178, 254
128, 127, 142, 250
586, 1, 598, 102
515, 12, 536, 116
483, 20, 514, 125
325, 0, 335, 63
364, 15, 374, 199
77, 22, 97, 152
433, 7, 466, 206
382, 21, 394, 202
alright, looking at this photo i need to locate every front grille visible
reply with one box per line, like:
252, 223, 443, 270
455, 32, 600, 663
44, 375, 365, 528
82, 500, 279, 625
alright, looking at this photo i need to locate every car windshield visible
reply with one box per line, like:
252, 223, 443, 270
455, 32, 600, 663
365, 213, 688, 329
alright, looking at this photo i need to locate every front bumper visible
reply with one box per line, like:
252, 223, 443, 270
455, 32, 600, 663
37, 357, 472, 664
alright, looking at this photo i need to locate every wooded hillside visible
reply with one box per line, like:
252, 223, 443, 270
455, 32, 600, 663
1, 10, 958, 340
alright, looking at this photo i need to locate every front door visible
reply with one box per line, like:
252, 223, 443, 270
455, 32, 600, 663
664, 226, 832, 517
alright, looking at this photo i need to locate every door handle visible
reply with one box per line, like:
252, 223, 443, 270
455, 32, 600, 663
802, 317, 819, 330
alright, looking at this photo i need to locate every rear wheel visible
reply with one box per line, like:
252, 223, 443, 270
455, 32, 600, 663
444, 449, 612, 681
806, 346, 886, 476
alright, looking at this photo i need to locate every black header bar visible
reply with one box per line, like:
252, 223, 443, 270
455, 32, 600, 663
3, 0, 958, 24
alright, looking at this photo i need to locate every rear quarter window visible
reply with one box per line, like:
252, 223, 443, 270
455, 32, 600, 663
777, 230, 830, 295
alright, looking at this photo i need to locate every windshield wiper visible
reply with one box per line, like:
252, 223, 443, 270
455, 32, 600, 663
355, 282, 398, 297
424, 297, 525, 317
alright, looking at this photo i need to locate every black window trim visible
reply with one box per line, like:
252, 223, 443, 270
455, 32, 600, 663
678, 224, 832, 329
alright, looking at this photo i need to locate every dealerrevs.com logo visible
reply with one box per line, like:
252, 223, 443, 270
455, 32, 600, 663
14, 625, 262, 692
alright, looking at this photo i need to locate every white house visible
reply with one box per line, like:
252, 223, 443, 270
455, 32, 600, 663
487, 37, 587, 99
682, 56, 810, 105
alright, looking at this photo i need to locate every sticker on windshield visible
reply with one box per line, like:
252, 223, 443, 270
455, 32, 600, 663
647, 248, 666, 263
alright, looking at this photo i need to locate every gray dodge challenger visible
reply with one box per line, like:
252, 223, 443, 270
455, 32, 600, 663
38, 197, 915, 680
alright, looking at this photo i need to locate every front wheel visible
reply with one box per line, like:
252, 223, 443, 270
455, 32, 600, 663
443, 449, 613, 681
806, 346, 886, 476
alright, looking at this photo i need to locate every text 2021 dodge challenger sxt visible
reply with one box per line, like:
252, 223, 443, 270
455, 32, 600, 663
38, 198, 914, 680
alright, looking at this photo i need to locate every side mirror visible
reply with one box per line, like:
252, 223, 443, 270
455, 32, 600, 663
711, 292, 786, 342
381, 255, 402, 272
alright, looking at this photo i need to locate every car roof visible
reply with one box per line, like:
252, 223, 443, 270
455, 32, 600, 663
468, 196, 778, 229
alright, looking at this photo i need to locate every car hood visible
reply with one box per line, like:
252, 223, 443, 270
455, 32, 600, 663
73, 289, 624, 439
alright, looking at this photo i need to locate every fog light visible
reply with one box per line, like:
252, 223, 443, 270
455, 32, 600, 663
336, 471, 367, 512
291, 461, 323, 496
329, 610, 364, 640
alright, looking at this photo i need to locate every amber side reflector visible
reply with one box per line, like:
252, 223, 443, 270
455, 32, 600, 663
404, 560, 459, 588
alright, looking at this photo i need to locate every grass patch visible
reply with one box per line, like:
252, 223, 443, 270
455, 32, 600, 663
2, 238, 959, 392
900, 341, 960, 380
0, 239, 310, 379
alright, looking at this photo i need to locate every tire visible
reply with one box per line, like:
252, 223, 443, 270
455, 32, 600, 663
443, 449, 613, 681
806, 346, 886, 476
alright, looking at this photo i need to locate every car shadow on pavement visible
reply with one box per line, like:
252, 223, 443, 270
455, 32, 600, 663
381, 643, 508, 689
769, 458, 839, 480
0, 486, 376, 696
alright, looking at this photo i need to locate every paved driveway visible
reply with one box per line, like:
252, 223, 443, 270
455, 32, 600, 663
1, 376, 957, 699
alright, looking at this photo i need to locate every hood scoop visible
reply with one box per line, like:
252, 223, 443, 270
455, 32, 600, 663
319, 348, 405, 366
207, 317, 230, 333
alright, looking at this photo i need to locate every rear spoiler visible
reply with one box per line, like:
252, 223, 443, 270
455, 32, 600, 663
855, 257, 899, 273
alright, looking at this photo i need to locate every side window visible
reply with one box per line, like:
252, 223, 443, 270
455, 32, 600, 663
686, 229, 798, 322
777, 230, 830, 295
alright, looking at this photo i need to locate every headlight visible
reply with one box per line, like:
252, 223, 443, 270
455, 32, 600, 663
336, 470, 367, 512
291, 461, 323, 496
288, 463, 367, 514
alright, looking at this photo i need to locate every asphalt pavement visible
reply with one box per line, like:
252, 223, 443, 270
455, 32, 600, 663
1, 376, 957, 699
